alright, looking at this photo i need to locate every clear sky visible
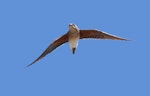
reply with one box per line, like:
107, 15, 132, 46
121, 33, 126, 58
0, 0, 150, 96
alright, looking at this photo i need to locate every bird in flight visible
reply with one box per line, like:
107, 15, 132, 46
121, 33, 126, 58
27, 23, 127, 67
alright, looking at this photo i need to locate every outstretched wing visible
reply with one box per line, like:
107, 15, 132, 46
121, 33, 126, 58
27, 33, 68, 67
80, 30, 127, 40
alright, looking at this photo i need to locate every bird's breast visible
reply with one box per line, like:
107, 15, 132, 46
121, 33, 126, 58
68, 31, 80, 48
68, 30, 79, 40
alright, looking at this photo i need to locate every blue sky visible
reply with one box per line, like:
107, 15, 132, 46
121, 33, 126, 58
0, 0, 150, 96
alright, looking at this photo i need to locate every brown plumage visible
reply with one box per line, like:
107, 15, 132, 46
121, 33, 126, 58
80, 30, 127, 40
27, 33, 68, 67
27, 23, 127, 67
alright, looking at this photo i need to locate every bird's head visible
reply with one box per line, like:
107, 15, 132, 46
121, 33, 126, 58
69, 23, 79, 31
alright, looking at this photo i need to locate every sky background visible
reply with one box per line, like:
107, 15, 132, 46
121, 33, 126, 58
0, 0, 150, 96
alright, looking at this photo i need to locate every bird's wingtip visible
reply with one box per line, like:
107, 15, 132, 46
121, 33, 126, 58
26, 63, 33, 67
122, 38, 131, 41
26, 60, 37, 67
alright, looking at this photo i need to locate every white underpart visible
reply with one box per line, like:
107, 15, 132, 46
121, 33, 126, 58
68, 24, 80, 49
69, 37, 79, 49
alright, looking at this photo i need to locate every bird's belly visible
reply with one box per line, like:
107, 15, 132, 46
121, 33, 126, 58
69, 33, 79, 49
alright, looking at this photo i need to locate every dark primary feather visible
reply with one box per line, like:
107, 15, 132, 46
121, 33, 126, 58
80, 30, 127, 40
27, 33, 68, 67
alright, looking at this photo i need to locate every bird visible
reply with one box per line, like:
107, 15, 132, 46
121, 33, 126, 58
27, 23, 127, 67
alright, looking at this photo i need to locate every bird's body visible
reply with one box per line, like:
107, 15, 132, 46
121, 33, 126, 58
27, 23, 127, 67
68, 24, 80, 54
